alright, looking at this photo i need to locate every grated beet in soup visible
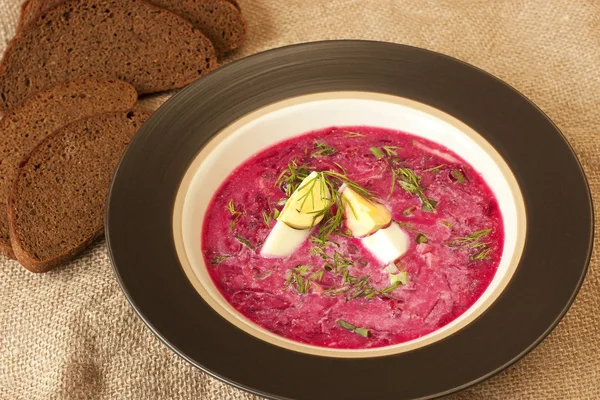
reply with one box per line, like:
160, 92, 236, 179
202, 126, 504, 349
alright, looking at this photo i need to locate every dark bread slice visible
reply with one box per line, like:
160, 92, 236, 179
148, 0, 247, 55
0, 0, 216, 112
7, 109, 151, 273
18, 0, 242, 32
16, 0, 245, 56
0, 78, 137, 259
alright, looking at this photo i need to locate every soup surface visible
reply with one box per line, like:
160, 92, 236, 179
202, 126, 504, 349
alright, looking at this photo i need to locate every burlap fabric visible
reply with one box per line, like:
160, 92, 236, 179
1, 1, 598, 399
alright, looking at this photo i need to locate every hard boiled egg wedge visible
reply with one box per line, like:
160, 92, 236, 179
261, 171, 330, 258
342, 187, 409, 263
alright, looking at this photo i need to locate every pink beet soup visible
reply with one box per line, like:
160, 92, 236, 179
201, 126, 504, 349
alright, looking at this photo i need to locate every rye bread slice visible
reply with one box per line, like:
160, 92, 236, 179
0, 78, 137, 259
16, 0, 245, 56
7, 109, 151, 273
147, 0, 247, 55
0, 0, 217, 112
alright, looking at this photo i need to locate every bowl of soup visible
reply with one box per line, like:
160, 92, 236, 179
107, 41, 592, 400
174, 92, 526, 357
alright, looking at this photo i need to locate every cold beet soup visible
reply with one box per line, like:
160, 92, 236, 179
202, 126, 504, 349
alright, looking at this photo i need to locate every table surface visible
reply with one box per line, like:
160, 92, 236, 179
1, 1, 599, 399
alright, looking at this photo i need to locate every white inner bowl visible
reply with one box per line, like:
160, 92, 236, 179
173, 92, 526, 358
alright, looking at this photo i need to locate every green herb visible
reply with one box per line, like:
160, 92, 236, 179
294, 265, 311, 275
273, 209, 280, 219
235, 235, 261, 250
370, 146, 384, 159
442, 221, 453, 228
309, 246, 329, 260
262, 211, 271, 227
402, 206, 416, 216
254, 270, 274, 280
275, 161, 310, 197
397, 221, 423, 234
424, 164, 446, 173
471, 247, 492, 261
333, 251, 354, 272
445, 228, 493, 261
210, 255, 231, 265
311, 141, 336, 157
395, 168, 438, 212
354, 328, 369, 337
416, 233, 428, 244
445, 228, 492, 247
382, 145, 400, 157
344, 130, 365, 137
276, 198, 288, 206
309, 234, 339, 248
333, 162, 347, 175
309, 270, 324, 282
421, 199, 438, 212
338, 319, 356, 330
343, 269, 350, 283
226, 199, 242, 231
285, 265, 321, 294
451, 169, 466, 183
339, 228, 354, 238
337, 319, 369, 337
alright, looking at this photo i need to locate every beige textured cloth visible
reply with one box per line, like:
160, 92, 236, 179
1, 0, 599, 399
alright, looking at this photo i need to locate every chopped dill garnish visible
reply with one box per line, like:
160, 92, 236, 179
337, 319, 369, 337
344, 130, 365, 137
333, 251, 354, 272
285, 265, 323, 294
254, 270, 274, 280
275, 161, 310, 196
309, 234, 339, 248
276, 198, 287, 206
382, 145, 400, 156
416, 233, 428, 244
397, 221, 424, 234
370, 146, 384, 159
309, 246, 329, 260
210, 255, 231, 265
402, 206, 416, 216
380, 280, 404, 293
451, 169, 466, 184
395, 168, 438, 212
445, 228, 493, 261
262, 210, 271, 227
311, 141, 336, 157
225, 199, 242, 231
424, 164, 446, 173
323, 265, 406, 300
442, 221, 453, 228
471, 247, 492, 261
272, 208, 280, 219
235, 235, 262, 250
445, 228, 492, 247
